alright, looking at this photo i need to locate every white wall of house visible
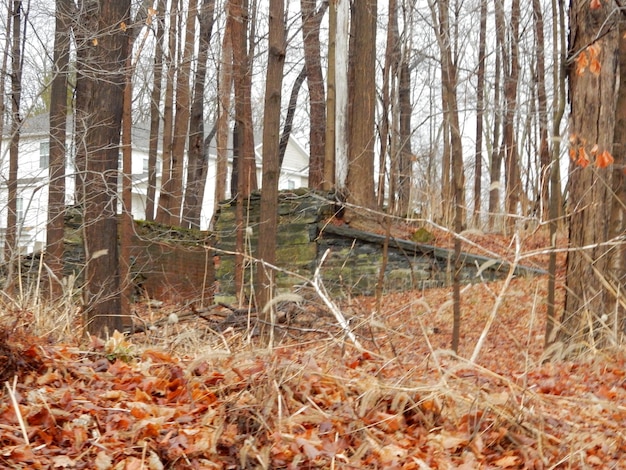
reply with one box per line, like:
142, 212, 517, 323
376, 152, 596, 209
0, 114, 310, 254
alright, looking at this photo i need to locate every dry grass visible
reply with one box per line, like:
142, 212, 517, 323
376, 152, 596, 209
0, 227, 624, 467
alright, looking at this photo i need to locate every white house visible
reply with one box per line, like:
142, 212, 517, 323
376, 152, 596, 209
0, 113, 310, 255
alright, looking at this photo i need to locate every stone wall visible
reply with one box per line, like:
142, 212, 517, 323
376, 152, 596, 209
213, 191, 543, 299
18, 212, 214, 303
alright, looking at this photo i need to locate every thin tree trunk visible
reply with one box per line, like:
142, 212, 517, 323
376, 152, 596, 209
472, 0, 487, 227
256, 0, 286, 340
46, 0, 72, 299
323, 0, 336, 191
146, 0, 165, 222
213, 13, 233, 221
155, 0, 178, 224
300, 0, 327, 189
279, 65, 306, 168
183, 0, 216, 229
4, 0, 23, 290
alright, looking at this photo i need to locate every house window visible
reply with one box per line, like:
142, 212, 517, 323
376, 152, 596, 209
143, 158, 149, 173
16, 197, 23, 224
287, 179, 296, 190
39, 141, 49, 168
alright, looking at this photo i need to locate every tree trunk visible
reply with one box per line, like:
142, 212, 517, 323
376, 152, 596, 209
146, 0, 165, 223
256, 0, 285, 341
155, 0, 177, 224
559, 1, 620, 349
502, 0, 522, 233
488, 0, 504, 231
279, 65, 306, 169
323, 0, 336, 191
334, 0, 349, 193
46, 0, 71, 299
213, 12, 233, 223
77, 0, 130, 337
166, 0, 197, 226
183, 0, 216, 229
346, 0, 377, 210
300, 0, 327, 189
472, 0, 487, 227
4, 0, 23, 293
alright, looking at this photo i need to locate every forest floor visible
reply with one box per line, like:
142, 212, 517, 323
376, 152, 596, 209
1, 227, 625, 469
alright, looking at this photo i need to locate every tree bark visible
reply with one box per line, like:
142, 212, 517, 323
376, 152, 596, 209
256, 0, 286, 340
346, 0, 377, 210
472, 0, 487, 227
77, 0, 130, 337
300, 0, 327, 189
146, 0, 165, 223
45, 0, 71, 299
183, 0, 216, 229
559, 1, 620, 348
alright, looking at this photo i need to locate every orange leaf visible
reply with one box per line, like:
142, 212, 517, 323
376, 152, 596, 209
595, 150, 614, 168
590, 58, 602, 75
577, 147, 590, 168
575, 52, 589, 75
590, 0, 602, 10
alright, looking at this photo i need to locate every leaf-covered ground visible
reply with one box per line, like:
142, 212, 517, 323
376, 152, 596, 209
1, 229, 625, 469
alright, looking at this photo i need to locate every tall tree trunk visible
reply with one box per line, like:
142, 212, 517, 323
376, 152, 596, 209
488, 0, 504, 231
397, 60, 413, 217
230, 0, 257, 303
146, 0, 165, 223
609, 23, 626, 337
166, 0, 197, 226
300, 0, 327, 189
213, 13, 233, 221
4, 0, 23, 292
77, 0, 130, 337
256, 0, 286, 340
430, 0, 465, 351
502, 0, 522, 232
183, 0, 216, 229
346, 0, 377, 210
155, 0, 178, 224
334, 0, 349, 193
532, 0, 551, 222
46, 0, 72, 299
323, 0, 336, 191
472, 0, 487, 227
559, 1, 620, 348
379, 0, 399, 211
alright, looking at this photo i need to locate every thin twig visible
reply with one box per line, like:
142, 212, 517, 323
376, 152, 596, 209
5, 376, 29, 446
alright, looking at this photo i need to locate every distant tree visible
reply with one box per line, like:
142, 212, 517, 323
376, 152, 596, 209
75, 0, 130, 336
45, 0, 72, 299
